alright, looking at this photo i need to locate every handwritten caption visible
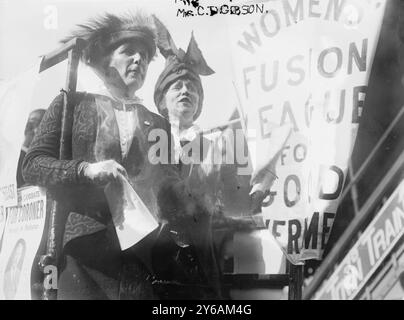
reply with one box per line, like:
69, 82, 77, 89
175, 0, 267, 17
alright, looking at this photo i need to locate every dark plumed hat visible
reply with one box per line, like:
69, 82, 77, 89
153, 16, 214, 121
61, 12, 157, 66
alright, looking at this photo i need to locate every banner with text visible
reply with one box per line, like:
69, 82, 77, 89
227, 0, 386, 263
314, 179, 404, 300
0, 186, 46, 300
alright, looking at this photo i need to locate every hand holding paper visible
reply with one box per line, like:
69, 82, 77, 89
82, 160, 129, 185
104, 173, 159, 251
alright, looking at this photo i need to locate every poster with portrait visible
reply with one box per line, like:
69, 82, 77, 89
0, 186, 46, 300
227, 0, 387, 264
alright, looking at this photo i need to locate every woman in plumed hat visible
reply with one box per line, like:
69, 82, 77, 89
22, 12, 190, 300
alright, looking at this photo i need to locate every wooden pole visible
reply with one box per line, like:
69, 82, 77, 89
288, 261, 304, 300
39, 40, 83, 300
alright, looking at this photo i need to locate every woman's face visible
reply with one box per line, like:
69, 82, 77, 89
104, 40, 150, 95
162, 78, 200, 126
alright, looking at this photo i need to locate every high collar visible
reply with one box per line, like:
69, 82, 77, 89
97, 84, 143, 105
94, 85, 145, 111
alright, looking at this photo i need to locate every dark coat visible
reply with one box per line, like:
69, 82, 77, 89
22, 92, 181, 299
152, 134, 226, 299
23, 92, 180, 245
16, 150, 26, 188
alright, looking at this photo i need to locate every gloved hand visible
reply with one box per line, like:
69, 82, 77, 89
250, 165, 278, 194
80, 160, 128, 185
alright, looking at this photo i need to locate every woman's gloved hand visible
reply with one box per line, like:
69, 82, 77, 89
79, 159, 129, 185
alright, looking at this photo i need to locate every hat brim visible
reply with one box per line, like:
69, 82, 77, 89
106, 30, 156, 60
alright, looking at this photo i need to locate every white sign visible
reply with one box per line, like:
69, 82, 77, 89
105, 175, 159, 251
228, 0, 386, 263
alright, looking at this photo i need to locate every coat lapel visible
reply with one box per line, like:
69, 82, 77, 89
122, 104, 153, 177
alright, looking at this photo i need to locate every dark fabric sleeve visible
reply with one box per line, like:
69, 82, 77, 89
22, 93, 85, 187
16, 150, 27, 188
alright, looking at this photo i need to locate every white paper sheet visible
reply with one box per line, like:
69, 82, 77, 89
104, 174, 159, 251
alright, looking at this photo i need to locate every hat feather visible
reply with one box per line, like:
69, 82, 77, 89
61, 11, 157, 65
153, 15, 179, 59
184, 32, 215, 76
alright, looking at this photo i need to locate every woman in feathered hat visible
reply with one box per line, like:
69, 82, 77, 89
22, 12, 190, 300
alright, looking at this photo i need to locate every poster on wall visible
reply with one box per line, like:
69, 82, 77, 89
0, 186, 46, 300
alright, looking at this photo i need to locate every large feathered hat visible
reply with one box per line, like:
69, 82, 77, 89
61, 12, 157, 67
153, 16, 214, 121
